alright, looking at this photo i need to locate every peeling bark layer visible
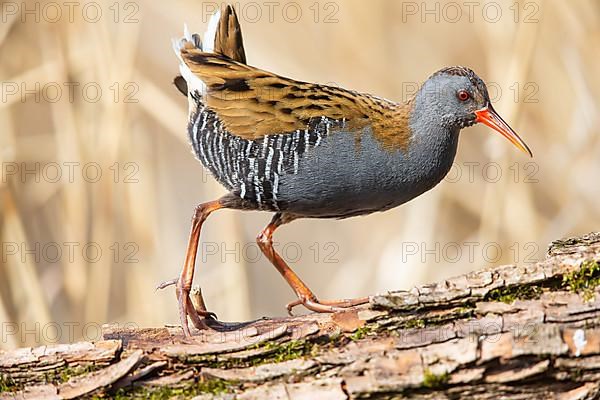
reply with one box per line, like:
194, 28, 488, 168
1, 232, 600, 399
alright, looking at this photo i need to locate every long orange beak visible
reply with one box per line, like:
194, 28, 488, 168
475, 106, 533, 157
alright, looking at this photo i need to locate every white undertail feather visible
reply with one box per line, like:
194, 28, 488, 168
172, 9, 222, 111
203, 10, 221, 53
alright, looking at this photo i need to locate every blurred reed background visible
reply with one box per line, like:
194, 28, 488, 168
0, 0, 599, 349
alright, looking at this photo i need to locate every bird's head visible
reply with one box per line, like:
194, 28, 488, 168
416, 66, 532, 157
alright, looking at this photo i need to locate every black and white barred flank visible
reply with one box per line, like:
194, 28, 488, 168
187, 94, 341, 211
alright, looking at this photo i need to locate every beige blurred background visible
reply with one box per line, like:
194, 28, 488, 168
0, 0, 599, 349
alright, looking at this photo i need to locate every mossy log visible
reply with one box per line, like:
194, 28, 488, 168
2, 233, 600, 399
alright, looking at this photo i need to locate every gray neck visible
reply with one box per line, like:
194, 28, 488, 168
403, 100, 460, 192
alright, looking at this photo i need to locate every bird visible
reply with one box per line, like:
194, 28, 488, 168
162, 5, 533, 337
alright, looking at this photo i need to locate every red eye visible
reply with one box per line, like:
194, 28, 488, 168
457, 90, 470, 101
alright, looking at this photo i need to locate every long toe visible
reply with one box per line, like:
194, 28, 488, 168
303, 299, 348, 313
156, 278, 177, 291
319, 297, 369, 307
287, 296, 369, 315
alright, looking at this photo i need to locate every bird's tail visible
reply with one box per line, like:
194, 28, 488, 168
173, 5, 246, 97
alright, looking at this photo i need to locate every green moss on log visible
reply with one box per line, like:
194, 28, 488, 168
484, 260, 600, 304
422, 369, 449, 389
562, 260, 600, 301
485, 284, 545, 304
0, 375, 18, 392
53, 364, 101, 384
111, 378, 238, 399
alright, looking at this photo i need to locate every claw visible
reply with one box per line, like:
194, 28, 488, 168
204, 311, 218, 320
192, 308, 218, 320
286, 299, 302, 316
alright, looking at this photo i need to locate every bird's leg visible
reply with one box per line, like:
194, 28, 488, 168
257, 213, 369, 316
158, 199, 223, 336
177, 200, 223, 334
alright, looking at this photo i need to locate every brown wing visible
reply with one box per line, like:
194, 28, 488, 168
180, 50, 413, 150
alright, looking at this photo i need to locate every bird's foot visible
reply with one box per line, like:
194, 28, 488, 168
286, 295, 369, 316
157, 278, 217, 336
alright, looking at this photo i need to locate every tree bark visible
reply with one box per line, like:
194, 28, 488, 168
2, 232, 600, 399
